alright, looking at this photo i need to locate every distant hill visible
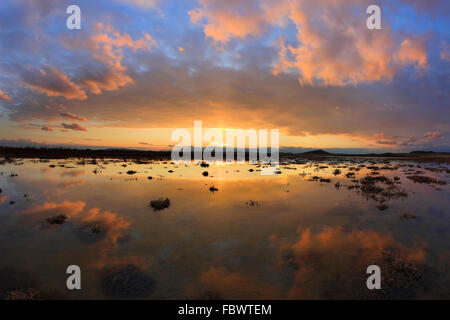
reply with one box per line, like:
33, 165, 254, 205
410, 151, 436, 154
302, 149, 331, 155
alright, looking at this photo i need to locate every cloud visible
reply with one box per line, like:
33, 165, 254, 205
78, 207, 131, 247
396, 38, 428, 70
0, 89, 11, 101
195, 266, 274, 299
22, 200, 130, 252
80, 68, 134, 95
4, 50, 448, 148
114, 0, 160, 9
20, 65, 87, 100
441, 42, 450, 61
138, 142, 152, 145
189, 0, 267, 43
0, 138, 49, 148
423, 131, 443, 142
84, 23, 157, 70
191, 0, 429, 85
62, 23, 157, 95
0, 0, 447, 151
61, 123, 88, 131
61, 169, 86, 178
58, 179, 86, 189
374, 131, 444, 147
24, 200, 86, 217
41, 125, 53, 132
59, 112, 86, 122
275, 1, 428, 85
0, 195, 9, 204
271, 225, 427, 298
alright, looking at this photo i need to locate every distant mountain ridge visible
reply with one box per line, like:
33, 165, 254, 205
410, 150, 436, 154
301, 149, 331, 155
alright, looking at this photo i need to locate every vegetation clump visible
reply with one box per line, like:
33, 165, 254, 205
407, 175, 447, 185
246, 200, 259, 207
200, 162, 209, 168
376, 203, 389, 211
150, 198, 170, 211
332, 169, 341, 175
46, 215, 68, 225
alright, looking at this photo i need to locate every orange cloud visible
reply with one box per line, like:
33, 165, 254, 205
22, 200, 131, 268
396, 38, 428, 70
87, 24, 156, 71
64, 23, 157, 95
191, 0, 429, 85
271, 225, 427, 299
23, 200, 86, 217
0, 195, 9, 204
78, 207, 131, 247
21, 66, 87, 100
0, 89, 11, 101
81, 69, 134, 95
189, 0, 266, 43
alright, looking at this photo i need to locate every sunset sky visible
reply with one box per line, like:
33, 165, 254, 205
0, 0, 449, 153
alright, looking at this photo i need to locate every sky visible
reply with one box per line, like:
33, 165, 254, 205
0, 0, 449, 153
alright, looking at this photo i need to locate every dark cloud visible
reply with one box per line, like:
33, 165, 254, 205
59, 112, 86, 121
41, 126, 54, 132
61, 123, 87, 131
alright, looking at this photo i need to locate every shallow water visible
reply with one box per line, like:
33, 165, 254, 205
0, 158, 449, 299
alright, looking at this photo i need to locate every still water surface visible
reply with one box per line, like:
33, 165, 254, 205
0, 158, 449, 299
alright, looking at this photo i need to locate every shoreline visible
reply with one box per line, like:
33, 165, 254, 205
0, 146, 449, 164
